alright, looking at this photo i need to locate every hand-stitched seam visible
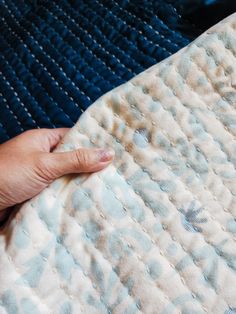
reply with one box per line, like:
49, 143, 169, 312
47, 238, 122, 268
143, 74, 236, 234
169, 3, 204, 35
70, 198, 173, 312
94, 0, 172, 57
122, 81, 236, 219
0, 94, 23, 134
193, 42, 234, 101
0, 5, 62, 124
155, 59, 236, 200
102, 0, 175, 53
192, 43, 236, 138
135, 2, 188, 46
68, 177, 186, 313
20, 17, 94, 106
0, 70, 38, 127
1, 3, 234, 310
188, 45, 236, 152
4, 0, 94, 109
0, 24, 73, 126
128, 80, 236, 191
33, 192, 143, 314
109, 0, 186, 46
5, 205, 86, 313
35, 190, 143, 313
6, 0, 92, 107
5, 203, 105, 314
0, 82, 24, 132
0, 121, 10, 140
0, 54, 55, 127
0, 43, 59, 127
217, 29, 236, 59
1, 5, 80, 123
145, 69, 236, 222
0, 60, 37, 125
48, 1, 128, 79
77, 116, 227, 310
4, 252, 52, 314
56, 0, 141, 74
96, 85, 236, 249
167, 51, 236, 222
0, 14, 74, 125
85, 101, 236, 302
38, 4, 125, 88
18, 3, 101, 104
126, 81, 236, 270
93, 176, 207, 312
51, 0, 137, 77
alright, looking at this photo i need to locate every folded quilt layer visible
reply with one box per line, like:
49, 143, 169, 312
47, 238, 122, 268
1, 13, 236, 314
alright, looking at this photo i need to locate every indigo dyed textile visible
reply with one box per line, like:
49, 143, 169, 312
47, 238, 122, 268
0, 0, 235, 143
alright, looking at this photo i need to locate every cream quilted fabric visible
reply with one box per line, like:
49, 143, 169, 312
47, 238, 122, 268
0, 13, 236, 314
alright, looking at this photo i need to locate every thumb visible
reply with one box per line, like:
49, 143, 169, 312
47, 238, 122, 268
39, 148, 115, 180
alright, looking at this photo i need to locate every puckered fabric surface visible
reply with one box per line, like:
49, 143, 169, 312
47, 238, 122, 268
0, 0, 235, 143
0, 13, 236, 314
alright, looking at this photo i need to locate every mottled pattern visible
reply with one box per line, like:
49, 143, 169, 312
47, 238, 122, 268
1, 13, 236, 314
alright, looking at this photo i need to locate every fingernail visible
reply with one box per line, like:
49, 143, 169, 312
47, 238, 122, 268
98, 149, 115, 162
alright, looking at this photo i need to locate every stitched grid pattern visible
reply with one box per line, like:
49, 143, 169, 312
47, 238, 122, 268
0, 9, 236, 314
0, 0, 222, 144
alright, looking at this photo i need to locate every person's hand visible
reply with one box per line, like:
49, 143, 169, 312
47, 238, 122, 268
0, 128, 114, 221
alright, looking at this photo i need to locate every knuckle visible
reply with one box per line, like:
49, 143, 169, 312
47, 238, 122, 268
34, 153, 54, 183
73, 150, 90, 170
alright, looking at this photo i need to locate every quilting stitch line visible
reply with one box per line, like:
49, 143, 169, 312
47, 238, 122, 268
76, 116, 229, 310
85, 106, 236, 304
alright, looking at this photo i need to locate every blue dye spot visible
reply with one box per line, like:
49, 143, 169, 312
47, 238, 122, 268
83, 220, 101, 243
120, 228, 152, 252
147, 260, 162, 280
90, 259, 105, 292
14, 218, 30, 249
108, 232, 131, 260
133, 128, 150, 148
159, 180, 176, 193
175, 255, 193, 272
102, 187, 126, 219
38, 194, 60, 234
227, 219, 236, 234
72, 189, 93, 212
178, 55, 190, 80
151, 200, 169, 218
54, 243, 75, 281
167, 243, 177, 256
19, 243, 52, 288
148, 99, 161, 112
153, 222, 163, 233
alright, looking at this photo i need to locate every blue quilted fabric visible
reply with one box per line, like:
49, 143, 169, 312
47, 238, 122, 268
0, 0, 235, 143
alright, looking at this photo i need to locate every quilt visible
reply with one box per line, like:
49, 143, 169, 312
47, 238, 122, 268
0, 12, 236, 314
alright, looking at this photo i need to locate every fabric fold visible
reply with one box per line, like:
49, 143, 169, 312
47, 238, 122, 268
0, 13, 236, 314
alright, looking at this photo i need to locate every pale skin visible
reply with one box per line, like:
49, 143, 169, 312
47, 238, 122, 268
0, 128, 114, 223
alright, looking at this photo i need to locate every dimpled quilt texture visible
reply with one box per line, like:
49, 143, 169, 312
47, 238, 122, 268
1, 13, 236, 314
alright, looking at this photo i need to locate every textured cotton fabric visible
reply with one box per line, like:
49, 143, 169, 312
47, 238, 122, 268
0, 13, 236, 313
0, 0, 235, 143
